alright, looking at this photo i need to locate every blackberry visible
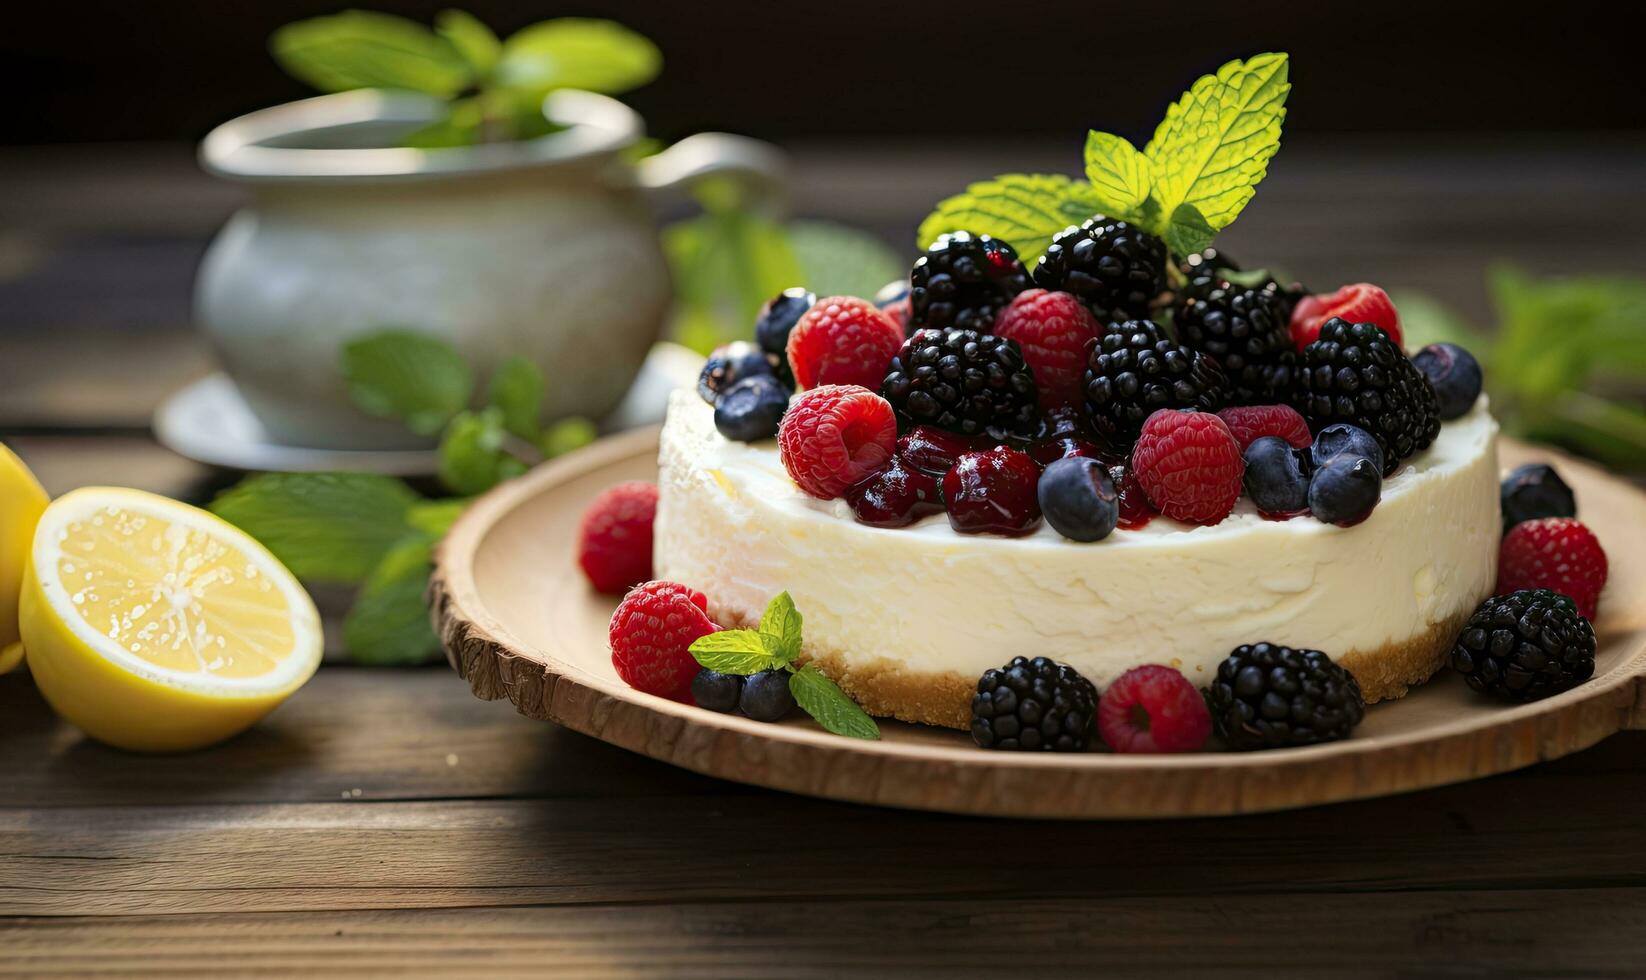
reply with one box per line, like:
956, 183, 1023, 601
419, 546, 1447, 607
1082, 320, 1227, 441
970, 656, 1098, 752
908, 232, 1031, 334
1032, 216, 1168, 323
1500, 463, 1576, 532
881, 328, 1039, 439
1175, 277, 1297, 403
1205, 642, 1366, 751
1289, 318, 1441, 475
1450, 589, 1596, 702
1178, 247, 1241, 290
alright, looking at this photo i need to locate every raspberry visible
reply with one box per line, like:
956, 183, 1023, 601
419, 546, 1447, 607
608, 581, 719, 703
785, 296, 904, 390
778, 385, 898, 499
1216, 404, 1312, 451
576, 481, 658, 593
991, 289, 1103, 410
1130, 410, 1244, 525
1290, 283, 1402, 350
1497, 518, 1609, 620
1097, 665, 1212, 754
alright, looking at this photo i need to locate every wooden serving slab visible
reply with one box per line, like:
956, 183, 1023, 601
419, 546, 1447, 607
432, 428, 1646, 818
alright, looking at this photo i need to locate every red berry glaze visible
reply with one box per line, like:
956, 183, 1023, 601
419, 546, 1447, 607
844, 457, 943, 528
608, 581, 719, 703
785, 296, 904, 390
1216, 404, 1312, 451
576, 481, 658, 593
1097, 664, 1212, 754
1131, 409, 1245, 525
1290, 283, 1402, 350
778, 385, 898, 499
992, 289, 1103, 410
1029, 406, 1124, 468
1497, 517, 1609, 620
898, 426, 986, 476
1108, 464, 1157, 530
942, 448, 1042, 536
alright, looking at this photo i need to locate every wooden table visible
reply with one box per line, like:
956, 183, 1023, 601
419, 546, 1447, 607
2, 143, 1645, 976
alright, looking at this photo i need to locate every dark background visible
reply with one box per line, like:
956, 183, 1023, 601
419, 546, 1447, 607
5, 0, 1641, 146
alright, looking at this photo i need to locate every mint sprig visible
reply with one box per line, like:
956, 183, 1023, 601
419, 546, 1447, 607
688, 593, 880, 740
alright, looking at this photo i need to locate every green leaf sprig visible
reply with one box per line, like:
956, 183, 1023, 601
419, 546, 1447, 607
689, 593, 880, 740
919, 52, 1291, 266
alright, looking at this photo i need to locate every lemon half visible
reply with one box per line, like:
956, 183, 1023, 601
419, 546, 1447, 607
0, 443, 50, 673
20, 487, 322, 752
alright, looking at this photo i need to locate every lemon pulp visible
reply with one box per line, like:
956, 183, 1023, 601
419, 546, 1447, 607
0, 443, 50, 672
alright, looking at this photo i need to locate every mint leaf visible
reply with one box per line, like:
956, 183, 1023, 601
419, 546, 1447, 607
787, 220, 903, 299
689, 630, 781, 675
342, 533, 440, 665
495, 18, 660, 98
435, 9, 500, 77
438, 408, 526, 496
789, 664, 880, 740
407, 498, 468, 537
541, 417, 598, 458
1082, 131, 1154, 225
758, 592, 803, 663
271, 11, 472, 97
1145, 52, 1289, 238
917, 174, 1109, 271
487, 356, 544, 441
1163, 202, 1217, 258
664, 201, 802, 354
342, 330, 474, 436
210, 473, 419, 584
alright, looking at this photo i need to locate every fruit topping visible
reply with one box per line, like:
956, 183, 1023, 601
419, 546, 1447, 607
1031, 216, 1167, 325
691, 669, 743, 713
881, 328, 1039, 439
991, 288, 1104, 410
609, 581, 719, 703
844, 457, 943, 528
1289, 283, 1402, 349
942, 447, 1042, 536
1130, 409, 1244, 526
1027, 406, 1120, 467
713, 375, 789, 442
1496, 517, 1608, 620
1242, 436, 1312, 516
1412, 342, 1483, 420
1450, 589, 1596, 702
1289, 318, 1439, 475
697, 340, 779, 405
1097, 665, 1212, 754
740, 668, 797, 721
754, 287, 815, 386
1205, 642, 1365, 750
1309, 422, 1385, 474
576, 481, 659, 593
785, 296, 904, 391
970, 656, 1098, 752
1216, 403, 1312, 451
1307, 454, 1382, 527
1177, 246, 1242, 289
897, 425, 984, 476
1037, 456, 1119, 542
1109, 464, 1157, 530
778, 385, 898, 500
1175, 277, 1297, 403
908, 232, 1031, 334
1084, 320, 1228, 441
1501, 463, 1577, 532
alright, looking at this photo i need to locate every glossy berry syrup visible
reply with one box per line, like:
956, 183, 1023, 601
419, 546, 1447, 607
1109, 464, 1156, 531
943, 448, 1042, 536
845, 458, 943, 528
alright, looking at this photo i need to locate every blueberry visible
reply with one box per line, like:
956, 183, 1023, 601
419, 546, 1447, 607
1311, 423, 1385, 473
873, 279, 910, 308
739, 669, 795, 721
697, 341, 777, 405
1243, 436, 1311, 514
1501, 463, 1575, 531
691, 669, 743, 713
753, 288, 815, 361
713, 375, 789, 442
1413, 342, 1483, 420
1308, 454, 1383, 526
1037, 457, 1118, 542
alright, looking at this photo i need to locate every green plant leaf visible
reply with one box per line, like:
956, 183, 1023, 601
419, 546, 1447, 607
1163, 202, 1217, 258
1082, 131, 1154, 224
540, 417, 598, 458
1386, 291, 1491, 352
407, 498, 468, 537
271, 10, 472, 97
1144, 52, 1289, 237
689, 630, 782, 675
210, 473, 419, 584
757, 592, 803, 663
786, 221, 903, 298
438, 408, 523, 495
789, 664, 880, 740
342, 330, 474, 436
665, 204, 802, 353
495, 18, 661, 98
486, 355, 545, 441
436, 9, 500, 77
916, 174, 1109, 270
342, 533, 440, 665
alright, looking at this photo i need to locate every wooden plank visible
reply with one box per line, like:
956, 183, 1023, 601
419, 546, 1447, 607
2, 889, 1644, 978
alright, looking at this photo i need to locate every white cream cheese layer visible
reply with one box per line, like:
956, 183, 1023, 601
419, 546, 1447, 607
654, 391, 1500, 690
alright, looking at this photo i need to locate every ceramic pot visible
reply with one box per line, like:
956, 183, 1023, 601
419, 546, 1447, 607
196, 89, 783, 450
